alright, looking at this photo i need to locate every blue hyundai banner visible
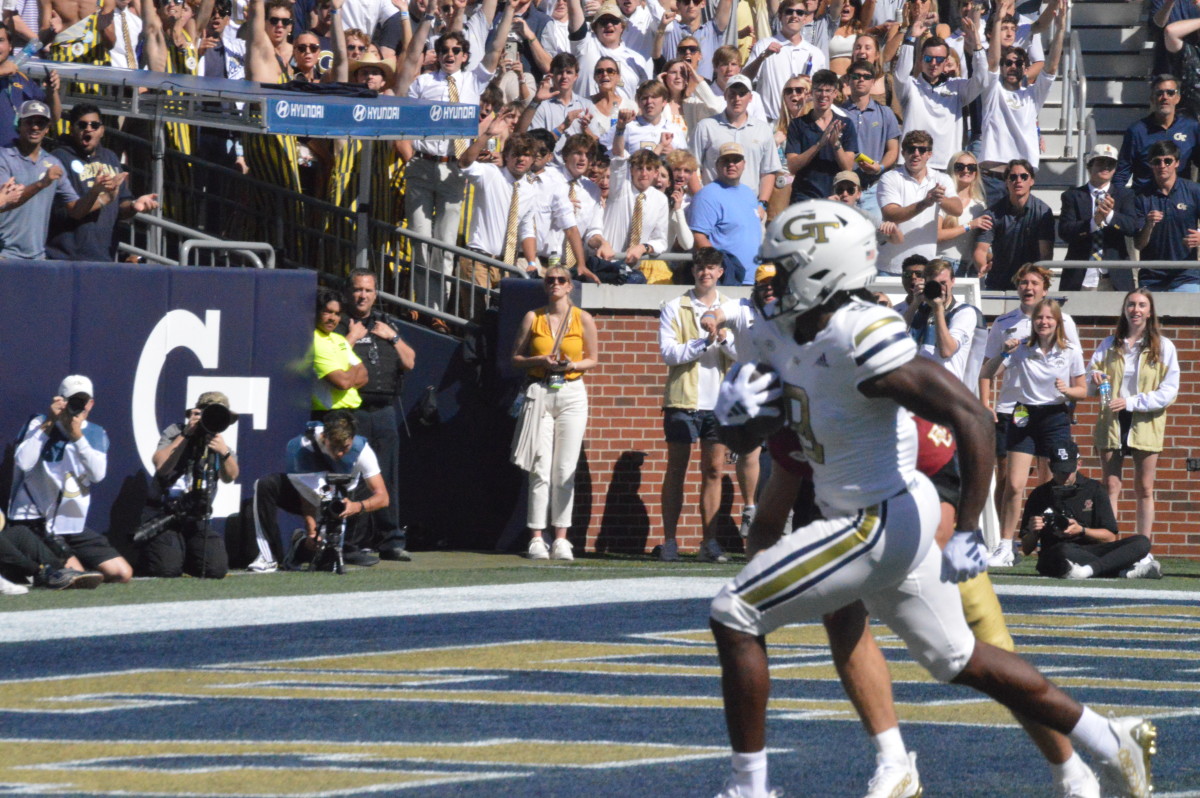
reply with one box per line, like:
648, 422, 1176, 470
263, 95, 478, 139
28, 61, 479, 140
0, 262, 315, 535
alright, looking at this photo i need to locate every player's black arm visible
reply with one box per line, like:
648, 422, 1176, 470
859, 356, 995, 532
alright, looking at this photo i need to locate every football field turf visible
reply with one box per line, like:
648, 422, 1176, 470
1, 554, 1198, 797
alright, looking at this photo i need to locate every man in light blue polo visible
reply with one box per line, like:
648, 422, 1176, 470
0, 100, 104, 259
688, 142, 763, 285
841, 58, 900, 217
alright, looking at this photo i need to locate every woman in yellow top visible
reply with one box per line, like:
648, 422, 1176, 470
510, 266, 599, 561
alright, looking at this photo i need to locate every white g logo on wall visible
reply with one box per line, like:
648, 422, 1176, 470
132, 310, 271, 517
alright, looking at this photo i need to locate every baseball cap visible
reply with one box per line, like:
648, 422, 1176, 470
1086, 143, 1119, 165
833, 170, 861, 188
717, 141, 745, 160
725, 75, 753, 93
17, 100, 51, 120
1048, 441, 1079, 476
593, 2, 623, 23
59, 375, 93, 400
754, 263, 776, 283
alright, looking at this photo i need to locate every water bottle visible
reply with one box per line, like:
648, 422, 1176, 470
12, 40, 42, 70
1098, 374, 1112, 408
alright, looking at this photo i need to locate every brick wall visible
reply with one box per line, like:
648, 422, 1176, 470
572, 305, 1200, 560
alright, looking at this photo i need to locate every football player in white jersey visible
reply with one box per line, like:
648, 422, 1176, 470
705, 200, 1157, 798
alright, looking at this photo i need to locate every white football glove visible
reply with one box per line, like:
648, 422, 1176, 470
941, 528, 988, 583
715, 362, 783, 427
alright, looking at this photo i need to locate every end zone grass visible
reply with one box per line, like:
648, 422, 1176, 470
1, 551, 1197, 612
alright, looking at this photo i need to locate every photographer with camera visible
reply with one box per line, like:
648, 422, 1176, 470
6, 375, 132, 585
245, 410, 389, 573
135, 392, 239, 579
336, 269, 415, 563
1019, 441, 1153, 579
907, 259, 984, 384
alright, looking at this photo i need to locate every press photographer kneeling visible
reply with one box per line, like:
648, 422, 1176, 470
1019, 442, 1153, 579
135, 392, 238, 579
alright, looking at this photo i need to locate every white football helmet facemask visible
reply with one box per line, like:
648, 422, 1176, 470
756, 199, 878, 331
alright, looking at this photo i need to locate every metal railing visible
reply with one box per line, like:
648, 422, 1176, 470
119, 212, 272, 268
109, 131, 527, 327
1065, 30, 1091, 184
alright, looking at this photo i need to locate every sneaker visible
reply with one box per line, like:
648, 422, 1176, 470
1124, 554, 1163, 580
987, 542, 1015, 568
712, 781, 782, 798
527, 537, 550, 560
37, 567, 102, 590
343, 549, 380, 567
379, 547, 412, 562
739, 506, 756, 539
1063, 560, 1092, 580
699, 539, 729, 564
0, 575, 29, 596
864, 752, 922, 798
247, 554, 278, 573
550, 538, 574, 561
1098, 716, 1156, 798
1054, 765, 1100, 798
659, 539, 680, 562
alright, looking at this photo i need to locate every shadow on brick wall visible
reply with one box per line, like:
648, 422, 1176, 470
595, 451, 650, 554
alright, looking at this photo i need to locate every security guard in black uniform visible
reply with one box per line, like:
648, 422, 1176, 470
337, 268, 417, 561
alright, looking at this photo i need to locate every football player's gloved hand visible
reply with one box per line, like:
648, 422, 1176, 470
941, 528, 988, 583
715, 362, 783, 427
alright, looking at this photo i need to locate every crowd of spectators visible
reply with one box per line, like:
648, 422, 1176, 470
0, 0, 1189, 295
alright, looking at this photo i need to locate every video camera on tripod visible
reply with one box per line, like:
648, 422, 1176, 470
284, 472, 354, 574
133, 403, 235, 544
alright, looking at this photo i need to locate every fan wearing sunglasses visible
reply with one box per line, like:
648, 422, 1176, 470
1114, 74, 1200, 192
877, 130, 963, 275
973, 159, 1055, 291
743, 0, 828, 124
47, 103, 159, 262
976, 0, 1065, 179
566, 0, 652, 102
655, 0, 731, 81
1132, 139, 1200, 292
893, 7, 986, 170
935, 151, 988, 276
510, 265, 600, 562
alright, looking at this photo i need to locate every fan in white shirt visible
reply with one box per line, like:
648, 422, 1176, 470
589, 146, 670, 265
518, 130, 593, 280
567, 0, 653, 100
657, 0, 731, 81
622, 80, 687, 154
743, 0, 828, 123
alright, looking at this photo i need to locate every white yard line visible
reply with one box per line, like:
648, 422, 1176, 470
1, 579, 1197, 644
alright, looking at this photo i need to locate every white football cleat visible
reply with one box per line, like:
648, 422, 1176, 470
1054, 763, 1100, 798
246, 555, 278, 573
1098, 716, 1156, 798
863, 752, 922, 798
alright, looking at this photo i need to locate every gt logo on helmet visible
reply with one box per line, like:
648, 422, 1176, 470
781, 216, 842, 243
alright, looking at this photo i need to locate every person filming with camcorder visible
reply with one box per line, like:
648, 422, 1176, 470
134, 391, 239, 579
243, 410, 389, 574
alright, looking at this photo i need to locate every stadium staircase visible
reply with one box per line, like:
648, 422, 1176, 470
1035, 1, 1149, 257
